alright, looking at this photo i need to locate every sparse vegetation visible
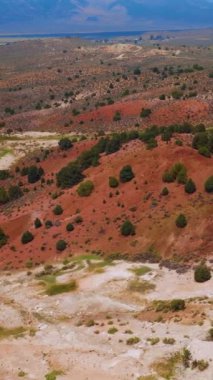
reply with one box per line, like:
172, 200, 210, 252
77, 180, 94, 197
194, 264, 211, 283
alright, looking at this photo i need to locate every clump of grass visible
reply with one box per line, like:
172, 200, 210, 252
0, 326, 27, 340
191, 360, 209, 371
152, 351, 182, 379
147, 337, 160, 345
128, 279, 155, 293
18, 371, 27, 377
126, 336, 140, 345
45, 370, 63, 380
130, 266, 151, 276
85, 319, 95, 327
108, 327, 118, 334
45, 280, 77, 296
163, 337, 176, 345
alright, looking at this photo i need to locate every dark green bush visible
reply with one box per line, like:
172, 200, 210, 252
58, 138, 73, 151
8, 185, 23, 201
205, 176, 213, 193
162, 171, 174, 183
0, 170, 10, 180
21, 231, 34, 244
45, 220, 53, 229
170, 299, 185, 311
56, 240, 67, 252
185, 179, 196, 194
121, 220, 135, 236
34, 218, 42, 229
66, 223, 74, 232
176, 214, 187, 228
28, 166, 44, 184
53, 205, 63, 215
140, 108, 151, 118
109, 176, 119, 188
56, 163, 84, 189
77, 180, 94, 197
119, 165, 135, 183
198, 146, 211, 158
113, 111, 121, 122
194, 264, 211, 283
0, 187, 9, 204
161, 187, 169, 196
0, 228, 8, 248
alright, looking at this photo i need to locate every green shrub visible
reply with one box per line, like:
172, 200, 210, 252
161, 187, 169, 196
56, 240, 67, 252
185, 179, 196, 194
0, 170, 10, 180
121, 220, 135, 236
66, 223, 74, 232
53, 205, 63, 215
56, 163, 84, 189
45, 220, 53, 229
170, 299, 185, 311
113, 111, 121, 121
194, 264, 211, 283
28, 166, 44, 184
21, 231, 34, 244
204, 176, 213, 193
119, 165, 135, 183
77, 180, 94, 197
162, 171, 174, 183
34, 218, 42, 229
8, 185, 23, 200
198, 146, 211, 158
140, 108, 151, 118
0, 187, 9, 204
109, 176, 119, 188
0, 228, 8, 248
46, 281, 76, 296
126, 336, 140, 345
176, 214, 187, 228
58, 138, 73, 150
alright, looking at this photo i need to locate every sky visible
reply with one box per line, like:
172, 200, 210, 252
0, 0, 213, 34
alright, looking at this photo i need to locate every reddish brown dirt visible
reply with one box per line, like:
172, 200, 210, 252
0, 138, 212, 270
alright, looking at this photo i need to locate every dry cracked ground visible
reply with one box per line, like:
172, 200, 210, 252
0, 257, 212, 380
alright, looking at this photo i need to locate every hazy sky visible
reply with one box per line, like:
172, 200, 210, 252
0, 0, 213, 34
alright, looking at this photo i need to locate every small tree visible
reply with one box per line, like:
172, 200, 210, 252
109, 176, 119, 188
119, 165, 135, 183
205, 176, 213, 193
140, 108, 151, 118
194, 264, 211, 283
161, 187, 169, 196
77, 180, 94, 197
21, 231, 34, 244
0, 228, 8, 248
113, 111, 121, 122
53, 205, 63, 215
28, 166, 44, 184
34, 218, 42, 229
176, 214, 187, 228
66, 223, 74, 232
162, 171, 174, 183
0, 187, 9, 204
170, 299, 185, 311
8, 185, 23, 201
56, 240, 67, 252
121, 220, 135, 236
185, 179, 196, 194
58, 138, 73, 151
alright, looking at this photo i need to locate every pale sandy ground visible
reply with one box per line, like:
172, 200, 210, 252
0, 260, 212, 380
0, 132, 82, 170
